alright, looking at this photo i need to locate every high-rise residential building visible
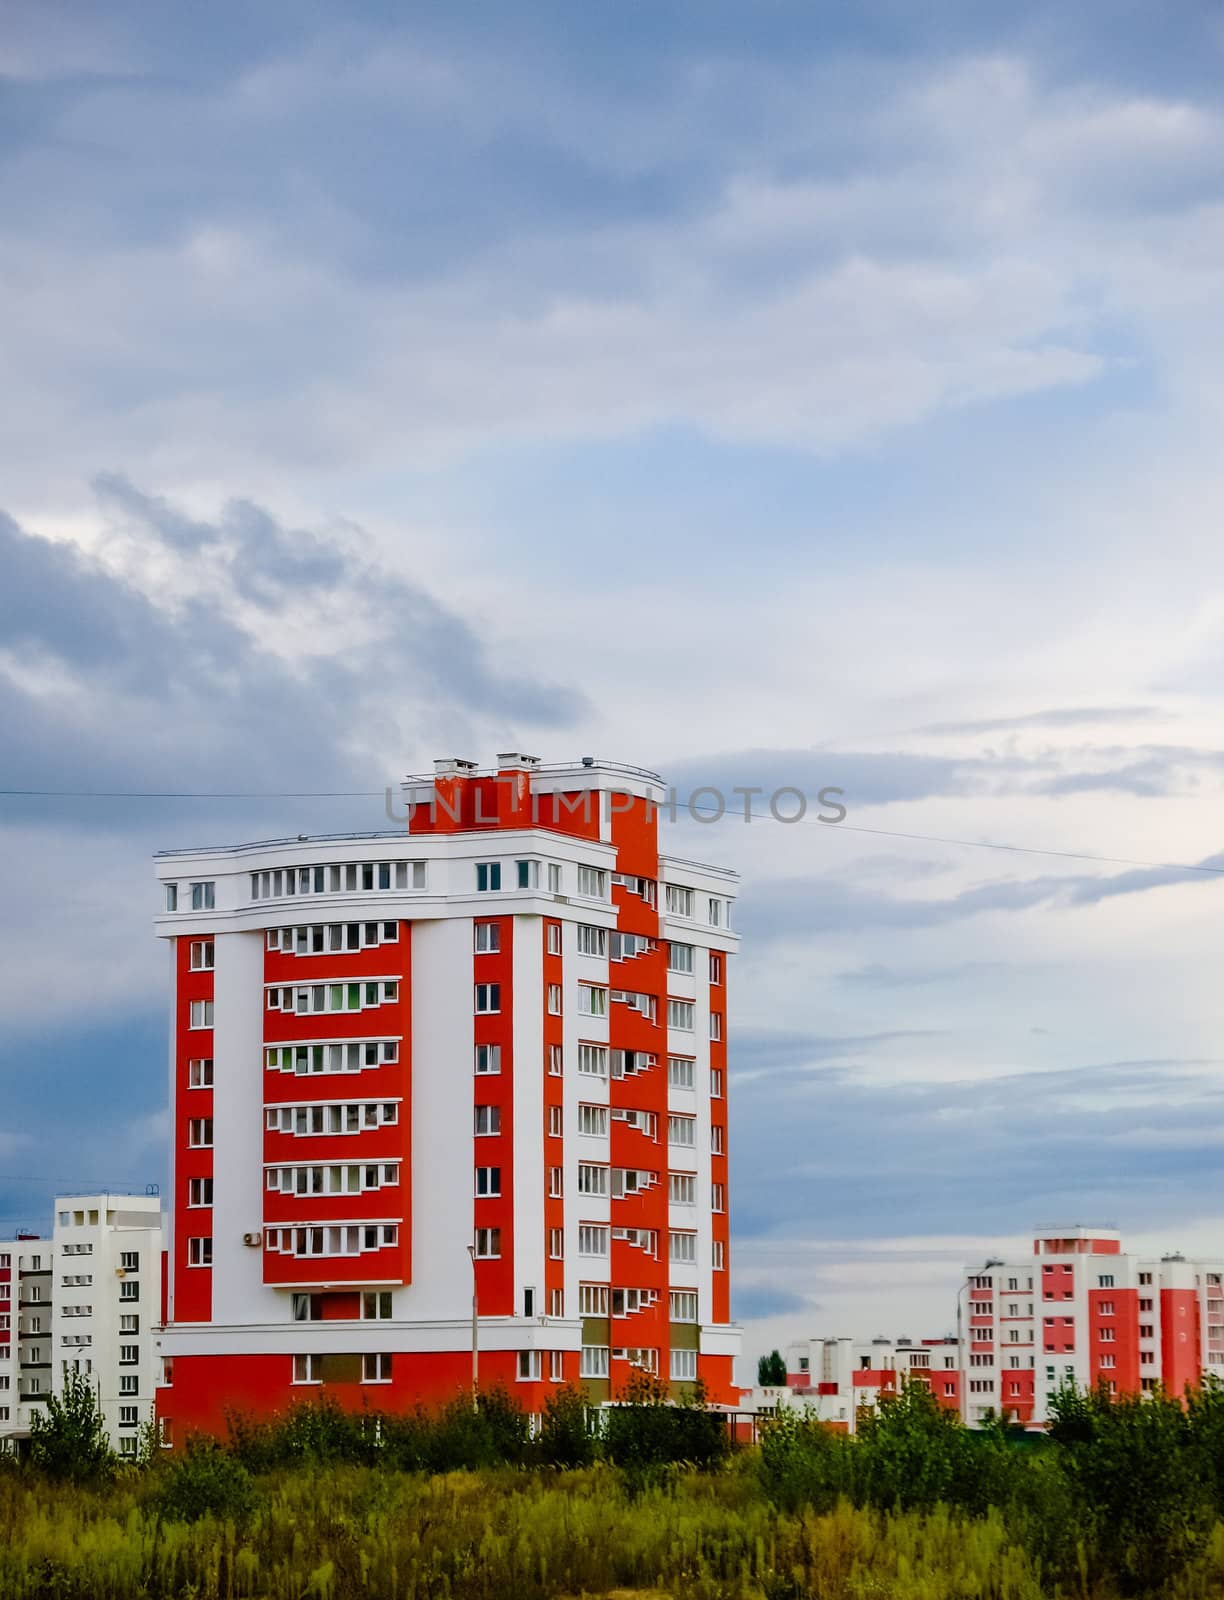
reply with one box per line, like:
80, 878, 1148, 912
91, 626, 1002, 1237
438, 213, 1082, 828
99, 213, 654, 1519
774, 1225, 1224, 1429
0, 1194, 163, 1457
153, 755, 740, 1439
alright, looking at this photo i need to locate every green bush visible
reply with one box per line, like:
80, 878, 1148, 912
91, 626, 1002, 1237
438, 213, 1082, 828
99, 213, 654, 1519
536, 1383, 599, 1468
155, 1435, 256, 1523
27, 1368, 114, 1484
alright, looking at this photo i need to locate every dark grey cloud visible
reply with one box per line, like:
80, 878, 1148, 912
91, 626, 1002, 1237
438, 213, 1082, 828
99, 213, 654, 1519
730, 1051, 1224, 1245
838, 960, 1022, 988
919, 706, 1165, 737
0, 485, 589, 828
732, 1284, 811, 1322
668, 740, 1224, 819
736, 848, 1224, 943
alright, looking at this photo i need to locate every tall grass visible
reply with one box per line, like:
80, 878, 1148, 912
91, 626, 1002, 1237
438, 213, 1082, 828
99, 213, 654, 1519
8, 1378, 1224, 1597
0, 1462, 1054, 1600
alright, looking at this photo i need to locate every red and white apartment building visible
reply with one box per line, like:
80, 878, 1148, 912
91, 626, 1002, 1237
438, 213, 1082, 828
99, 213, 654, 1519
152, 755, 740, 1439
775, 1227, 1224, 1431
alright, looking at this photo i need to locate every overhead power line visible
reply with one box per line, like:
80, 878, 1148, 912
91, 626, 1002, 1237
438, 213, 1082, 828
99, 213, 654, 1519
0, 786, 1221, 878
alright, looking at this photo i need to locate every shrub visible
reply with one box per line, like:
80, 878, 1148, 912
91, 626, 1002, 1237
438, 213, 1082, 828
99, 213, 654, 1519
156, 1435, 256, 1523
758, 1406, 852, 1513
28, 1367, 114, 1483
1047, 1381, 1213, 1594
536, 1383, 600, 1468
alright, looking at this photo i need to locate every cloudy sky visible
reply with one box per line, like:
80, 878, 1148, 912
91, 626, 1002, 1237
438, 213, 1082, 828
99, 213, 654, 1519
4, 0, 1224, 1370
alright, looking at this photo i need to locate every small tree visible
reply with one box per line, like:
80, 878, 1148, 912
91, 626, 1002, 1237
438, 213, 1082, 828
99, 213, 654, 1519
758, 1350, 788, 1386
536, 1383, 599, 1468
28, 1366, 114, 1482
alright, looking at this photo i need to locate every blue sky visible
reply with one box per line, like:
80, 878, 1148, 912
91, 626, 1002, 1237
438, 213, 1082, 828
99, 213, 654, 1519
4, 0, 1224, 1363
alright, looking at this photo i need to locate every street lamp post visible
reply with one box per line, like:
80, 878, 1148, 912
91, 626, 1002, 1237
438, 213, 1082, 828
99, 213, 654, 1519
466, 1243, 478, 1412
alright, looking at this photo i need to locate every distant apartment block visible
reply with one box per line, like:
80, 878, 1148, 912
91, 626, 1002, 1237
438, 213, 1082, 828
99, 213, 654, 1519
0, 1194, 163, 1457
152, 755, 740, 1440
773, 1226, 1224, 1429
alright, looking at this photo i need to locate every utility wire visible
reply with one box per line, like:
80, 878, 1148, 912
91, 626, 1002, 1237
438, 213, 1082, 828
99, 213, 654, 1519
1, 786, 1222, 878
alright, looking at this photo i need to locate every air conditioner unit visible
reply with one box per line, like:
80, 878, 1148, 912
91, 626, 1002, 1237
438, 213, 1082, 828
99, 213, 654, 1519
242, 1231, 263, 1248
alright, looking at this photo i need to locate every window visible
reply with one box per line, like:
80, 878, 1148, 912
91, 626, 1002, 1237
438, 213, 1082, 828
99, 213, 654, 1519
189, 940, 214, 970
475, 1044, 501, 1075
578, 1225, 609, 1257
1140, 1298, 1153, 1312
549, 1229, 565, 1260
517, 1350, 542, 1381
710, 1068, 724, 1098
711, 1125, 724, 1154
165, 883, 178, 911
665, 884, 694, 918
474, 1167, 501, 1197
708, 898, 724, 926
188, 1058, 213, 1088
188, 1118, 213, 1148
292, 1294, 321, 1322
190, 881, 215, 911
188, 1177, 213, 1207
188, 1238, 212, 1267
1139, 1271, 1153, 1286
547, 923, 562, 955
474, 922, 500, 953
711, 1183, 725, 1213
548, 1044, 563, 1076
709, 953, 723, 984
549, 1167, 563, 1197
669, 1232, 697, 1263
362, 1353, 391, 1383
474, 1105, 501, 1136
188, 1000, 214, 1029
579, 1284, 609, 1316
549, 1105, 564, 1137
474, 1228, 501, 1258
577, 867, 607, 899
577, 1044, 607, 1078
120, 1314, 139, 1335
476, 863, 502, 892
1098, 1275, 1115, 1288
670, 1348, 698, 1381
119, 1376, 139, 1397
1098, 1301, 1114, 1316
668, 1057, 695, 1090
667, 1000, 694, 1031
669, 1173, 696, 1205
549, 1289, 564, 1317
577, 925, 606, 957
516, 860, 541, 889
668, 1115, 696, 1147
118, 1404, 139, 1427
475, 983, 501, 1013
712, 1240, 725, 1271
548, 863, 562, 893
669, 1290, 698, 1322
710, 1011, 723, 1041
578, 986, 608, 1017
667, 943, 694, 974
120, 1343, 139, 1365
1139, 1324, 1154, 1339
581, 1345, 609, 1378
578, 1104, 608, 1137
293, 1354, 320, 1385
547, 984, 563, 1015
1099, 1354, 1116, 1369
576, 1163, 607, 1196
549, 1350, 565, 1381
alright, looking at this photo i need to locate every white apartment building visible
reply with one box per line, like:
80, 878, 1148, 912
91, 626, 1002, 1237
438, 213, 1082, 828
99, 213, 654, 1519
0, 1194, 163, 1457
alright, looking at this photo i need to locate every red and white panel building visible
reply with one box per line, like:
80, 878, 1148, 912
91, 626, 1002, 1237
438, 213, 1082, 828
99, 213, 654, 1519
777, 1226, 1224, 1430
152, 755, 740, 1439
